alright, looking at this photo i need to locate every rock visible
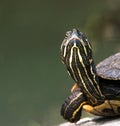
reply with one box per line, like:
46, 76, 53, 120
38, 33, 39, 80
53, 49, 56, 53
58, 116, 120, 126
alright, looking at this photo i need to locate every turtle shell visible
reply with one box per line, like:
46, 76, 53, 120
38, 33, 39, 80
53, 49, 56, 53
96, 53, 120, 99
61, 53, 120, 122
96, 53, 120, 80
84, 53, 120, 117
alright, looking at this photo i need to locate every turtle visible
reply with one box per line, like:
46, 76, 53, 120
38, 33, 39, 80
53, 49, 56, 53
60, 29, 120, 123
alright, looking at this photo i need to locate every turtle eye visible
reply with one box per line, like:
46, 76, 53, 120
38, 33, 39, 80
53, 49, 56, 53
78, 32, 88, 45
82, 34, 87, 43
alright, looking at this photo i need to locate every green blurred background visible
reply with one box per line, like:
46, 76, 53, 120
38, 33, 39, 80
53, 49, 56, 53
0, 0, 120, 126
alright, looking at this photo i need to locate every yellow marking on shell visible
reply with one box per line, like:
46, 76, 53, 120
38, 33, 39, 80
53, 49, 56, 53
71, 101, 86, 120
83, 104, 101, 115
108, 100, 120, 114
83, 100, 120, 116
83, 104, 94, 111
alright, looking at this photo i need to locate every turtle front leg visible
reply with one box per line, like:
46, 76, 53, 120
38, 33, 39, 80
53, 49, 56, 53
61, 88, 86, 123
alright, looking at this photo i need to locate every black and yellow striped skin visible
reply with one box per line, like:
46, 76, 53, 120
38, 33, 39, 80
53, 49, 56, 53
61, 29, 104, 105
83, 100, 120, 116
61, 88, 120, 123
60, 29, 120, 123
61, 88, 86, 122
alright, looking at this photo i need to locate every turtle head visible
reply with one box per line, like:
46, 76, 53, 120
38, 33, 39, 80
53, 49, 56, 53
60, 29, 93, 83
61, 29, 92, 66
60, 29, 104, 104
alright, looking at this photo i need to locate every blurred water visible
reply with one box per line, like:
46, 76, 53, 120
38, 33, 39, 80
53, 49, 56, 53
0, 0, 119, 126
